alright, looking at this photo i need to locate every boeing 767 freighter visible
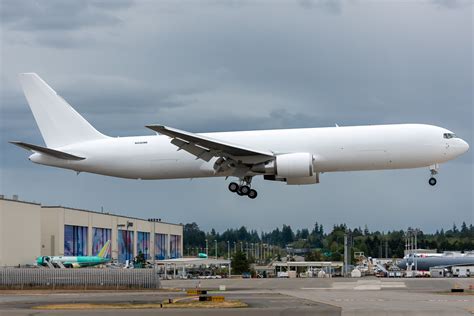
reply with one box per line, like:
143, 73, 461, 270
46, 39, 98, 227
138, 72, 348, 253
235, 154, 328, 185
11, 73, 469, 199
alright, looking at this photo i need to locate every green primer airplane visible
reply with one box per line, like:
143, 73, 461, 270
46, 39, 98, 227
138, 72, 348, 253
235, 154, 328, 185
36, 240, 111, 268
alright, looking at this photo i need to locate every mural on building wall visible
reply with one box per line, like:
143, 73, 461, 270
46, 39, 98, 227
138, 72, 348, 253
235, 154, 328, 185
155, 233, 168, 260
118, 230, 134, 262
92, 227, 111, 258
137, 231, 150, 259
170, 234, 181, 259
64, 225, 88, 256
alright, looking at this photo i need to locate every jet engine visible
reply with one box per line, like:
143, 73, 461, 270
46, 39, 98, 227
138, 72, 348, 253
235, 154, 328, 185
259, 153, 319, 185
275, 152, 315, 178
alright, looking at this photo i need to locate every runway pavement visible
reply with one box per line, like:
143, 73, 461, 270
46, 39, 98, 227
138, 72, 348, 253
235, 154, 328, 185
0, 278, 472, 316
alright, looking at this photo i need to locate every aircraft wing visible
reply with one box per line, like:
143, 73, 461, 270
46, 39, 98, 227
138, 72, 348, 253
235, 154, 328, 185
146, 125, 274, 164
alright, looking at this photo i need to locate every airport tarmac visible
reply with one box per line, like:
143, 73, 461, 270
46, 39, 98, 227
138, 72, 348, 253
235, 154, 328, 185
0, 278, 473, 316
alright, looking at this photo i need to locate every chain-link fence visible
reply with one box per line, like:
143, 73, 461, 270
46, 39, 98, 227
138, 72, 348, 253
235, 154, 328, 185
0, 268, 160, 289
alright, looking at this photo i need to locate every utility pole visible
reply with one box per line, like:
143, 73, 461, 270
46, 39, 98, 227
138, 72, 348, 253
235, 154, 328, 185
344, 232, 348, 277
414, 228, 419, 272
215, 239, 218, 259
205, 239, 208, 256
227, 241, 230, 259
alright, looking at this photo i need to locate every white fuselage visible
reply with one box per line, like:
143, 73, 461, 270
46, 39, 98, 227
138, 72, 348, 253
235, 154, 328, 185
30, 124, 469, 180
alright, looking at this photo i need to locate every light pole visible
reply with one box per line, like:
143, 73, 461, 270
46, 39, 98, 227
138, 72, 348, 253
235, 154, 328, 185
413, 228, 419, 271
148, 218, 160, 261
117, 223, 125, 262
205, 239, 208, 256
227, 241, 230, 259
215, 240, 218, 259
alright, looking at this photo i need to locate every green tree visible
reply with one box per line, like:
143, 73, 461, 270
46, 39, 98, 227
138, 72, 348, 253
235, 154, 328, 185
134, 251, 146, 268
305, 250, 323, 261
281, 225, 294, 245
231, 250, 249, 275
183, 222, 206, 248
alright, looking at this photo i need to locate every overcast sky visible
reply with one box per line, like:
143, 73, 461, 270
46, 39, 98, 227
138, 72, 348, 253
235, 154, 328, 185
1, 0, 472, 234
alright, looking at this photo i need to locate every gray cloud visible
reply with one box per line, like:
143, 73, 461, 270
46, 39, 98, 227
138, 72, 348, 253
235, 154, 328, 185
1, 0, 133, 48
298, 0, 342, 14
1, 0, 132, 30
431, 0, 471, 9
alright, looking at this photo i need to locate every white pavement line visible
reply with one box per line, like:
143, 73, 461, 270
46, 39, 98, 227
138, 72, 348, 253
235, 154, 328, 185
354, 284, 381, 290
380, 283, 406, 288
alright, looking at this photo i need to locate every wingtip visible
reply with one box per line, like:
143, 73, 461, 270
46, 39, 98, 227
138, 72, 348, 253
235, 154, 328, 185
19, 73, 39, 78
146, 124, 165, 130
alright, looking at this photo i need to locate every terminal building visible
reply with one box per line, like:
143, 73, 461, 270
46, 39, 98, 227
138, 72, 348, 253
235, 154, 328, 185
0, 195, 183, 266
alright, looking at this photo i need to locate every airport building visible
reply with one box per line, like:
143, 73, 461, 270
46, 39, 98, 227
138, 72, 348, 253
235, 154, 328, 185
0, 195, 183, 266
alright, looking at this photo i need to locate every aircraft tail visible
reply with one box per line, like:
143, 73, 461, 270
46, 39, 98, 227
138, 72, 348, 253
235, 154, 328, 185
19, 73, 108, 148
97, 240, 111, 259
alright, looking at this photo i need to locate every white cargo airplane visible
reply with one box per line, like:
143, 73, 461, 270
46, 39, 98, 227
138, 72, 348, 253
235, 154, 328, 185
11, 73, 469, 199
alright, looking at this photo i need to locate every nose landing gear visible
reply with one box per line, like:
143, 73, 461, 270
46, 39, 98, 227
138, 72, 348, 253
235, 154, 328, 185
228, 177, 258, 199
428, 164, 438, 186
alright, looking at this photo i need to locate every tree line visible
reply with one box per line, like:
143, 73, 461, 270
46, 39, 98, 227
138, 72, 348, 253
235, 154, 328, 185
183, 221, 474, 261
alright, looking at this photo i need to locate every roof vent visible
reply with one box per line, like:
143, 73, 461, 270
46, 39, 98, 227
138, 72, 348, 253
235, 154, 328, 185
12, 194, 18, 201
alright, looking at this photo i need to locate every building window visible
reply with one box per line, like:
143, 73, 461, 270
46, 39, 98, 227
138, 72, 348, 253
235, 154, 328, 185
155, 233, 168, 260
64, 225, 88, 256
170, 234, 182, 259
137, 232, 150, 259
118, 230, 134, 263
92, 227, 111, 258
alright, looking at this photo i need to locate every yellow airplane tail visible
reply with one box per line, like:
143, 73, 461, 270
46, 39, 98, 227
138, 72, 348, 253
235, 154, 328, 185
97, 240, 111, 258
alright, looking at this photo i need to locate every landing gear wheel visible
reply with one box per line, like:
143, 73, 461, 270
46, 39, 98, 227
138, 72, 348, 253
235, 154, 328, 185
429, 177, 437, 186
236, 189, 245, 196
240, 185, 250, 195
248, 189, 258, 199
228, 182, 239, 192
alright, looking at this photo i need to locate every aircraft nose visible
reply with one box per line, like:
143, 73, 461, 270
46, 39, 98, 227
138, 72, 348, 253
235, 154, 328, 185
460, 139, 469, 154
452, 139, 469, 157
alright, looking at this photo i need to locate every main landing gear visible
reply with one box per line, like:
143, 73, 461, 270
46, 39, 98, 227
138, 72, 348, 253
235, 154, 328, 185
428, 164, 438, 186
228, 177, 258, 199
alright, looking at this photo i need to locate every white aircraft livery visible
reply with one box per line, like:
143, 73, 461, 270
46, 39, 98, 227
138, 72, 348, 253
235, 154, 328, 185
11, 73, 469, 199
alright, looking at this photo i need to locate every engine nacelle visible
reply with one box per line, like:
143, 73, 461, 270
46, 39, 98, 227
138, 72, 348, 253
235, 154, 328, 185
275, 153, 314, 178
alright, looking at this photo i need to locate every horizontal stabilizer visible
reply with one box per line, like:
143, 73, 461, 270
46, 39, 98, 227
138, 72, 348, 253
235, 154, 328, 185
9, 141, 85, 160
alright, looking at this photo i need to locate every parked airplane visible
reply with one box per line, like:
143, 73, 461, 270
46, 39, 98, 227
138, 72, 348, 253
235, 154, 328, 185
12, 73, 469, 199
36, 240, 111, 268
398, 253, 474, 271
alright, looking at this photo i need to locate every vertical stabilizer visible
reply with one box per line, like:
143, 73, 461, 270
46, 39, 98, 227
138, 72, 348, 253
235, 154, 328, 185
97, 240, 111, 259
19, 73, 108, 148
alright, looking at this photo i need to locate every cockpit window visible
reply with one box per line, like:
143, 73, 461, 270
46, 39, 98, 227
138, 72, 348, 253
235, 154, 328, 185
443, 133, 457, 139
